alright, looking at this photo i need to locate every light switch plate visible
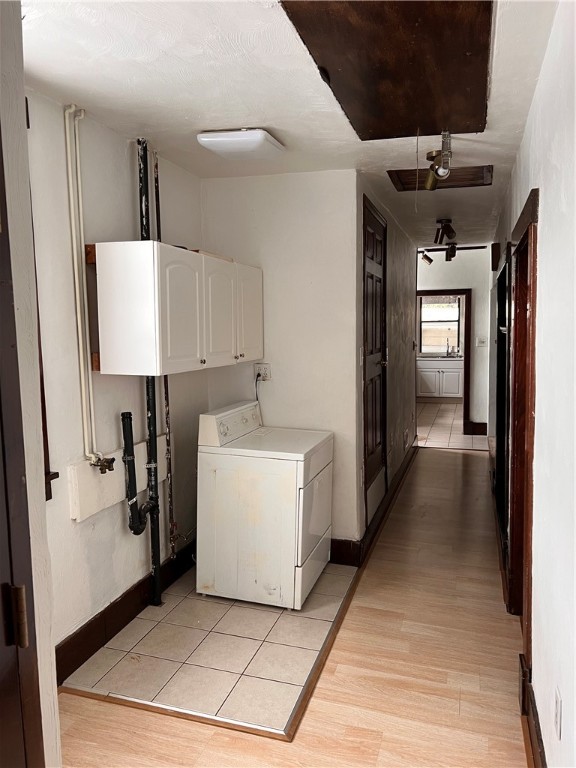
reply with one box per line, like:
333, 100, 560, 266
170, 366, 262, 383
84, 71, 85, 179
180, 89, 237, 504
476, 336, 488, 347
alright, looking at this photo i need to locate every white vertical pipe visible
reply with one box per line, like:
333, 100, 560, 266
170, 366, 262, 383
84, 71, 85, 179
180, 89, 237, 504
64, 104, 100, 463
73, 109, 99, 458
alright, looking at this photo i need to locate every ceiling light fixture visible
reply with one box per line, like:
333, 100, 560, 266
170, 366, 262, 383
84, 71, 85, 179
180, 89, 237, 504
421, 251, 434, 265
424, 131, 452, 191
434, 218, 457, 244
197, 129, 284, 159
445, 242, 458, 262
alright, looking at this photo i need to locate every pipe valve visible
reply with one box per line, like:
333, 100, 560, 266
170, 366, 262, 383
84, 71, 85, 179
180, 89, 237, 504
91, 456, 116, 474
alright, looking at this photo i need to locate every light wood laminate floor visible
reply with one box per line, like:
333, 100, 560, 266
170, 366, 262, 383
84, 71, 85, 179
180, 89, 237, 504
59, 448, 527, 767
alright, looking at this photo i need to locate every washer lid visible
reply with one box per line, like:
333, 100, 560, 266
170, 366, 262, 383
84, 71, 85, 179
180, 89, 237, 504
198, 427, 333, 460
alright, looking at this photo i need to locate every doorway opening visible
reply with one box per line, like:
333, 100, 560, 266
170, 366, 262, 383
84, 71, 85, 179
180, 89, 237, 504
416, 289, 486, 450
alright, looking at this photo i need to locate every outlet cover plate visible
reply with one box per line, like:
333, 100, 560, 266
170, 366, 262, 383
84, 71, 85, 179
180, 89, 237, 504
254, 363, 271, 381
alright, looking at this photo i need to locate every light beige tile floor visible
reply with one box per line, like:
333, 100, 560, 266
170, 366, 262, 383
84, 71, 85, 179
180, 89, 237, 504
417, 402, 489, 450
62, 563, 356, 733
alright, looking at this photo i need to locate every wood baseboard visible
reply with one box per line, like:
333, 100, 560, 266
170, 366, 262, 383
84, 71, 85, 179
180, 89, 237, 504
464, 420, 487, 435
331, 445, 418, 567
520, 654, 547, 768
55, 540, 196, 684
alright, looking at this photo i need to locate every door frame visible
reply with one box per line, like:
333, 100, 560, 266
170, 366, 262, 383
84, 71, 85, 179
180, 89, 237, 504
416, 288, 472, 426
507, 224, 537, 661
362, 196, 388, 526
0, 123, 45, 764
493, 190, 538, 674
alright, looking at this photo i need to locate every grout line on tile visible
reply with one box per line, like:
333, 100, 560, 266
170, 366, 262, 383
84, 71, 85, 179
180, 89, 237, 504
150, 661, 186, 702
87, 650, 128, 691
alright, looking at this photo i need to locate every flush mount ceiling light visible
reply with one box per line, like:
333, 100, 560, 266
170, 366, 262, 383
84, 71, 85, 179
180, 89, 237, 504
196, 129, 284, 159
424, 131, 452, 191
421, 251, 434, 265
434, 218, 457, 244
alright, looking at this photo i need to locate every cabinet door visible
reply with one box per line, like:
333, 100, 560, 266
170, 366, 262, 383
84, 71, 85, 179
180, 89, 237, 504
97, 241, 159, 375
441, 369, 463, 397
236, 263, 263, 362
417, 368, 440, 397
204, 256, 237, 368
157, 245, 205, 374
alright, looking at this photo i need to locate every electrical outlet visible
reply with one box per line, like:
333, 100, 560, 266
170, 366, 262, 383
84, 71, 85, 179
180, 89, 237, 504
254, 363, 271, 381
554, 688, 562, 739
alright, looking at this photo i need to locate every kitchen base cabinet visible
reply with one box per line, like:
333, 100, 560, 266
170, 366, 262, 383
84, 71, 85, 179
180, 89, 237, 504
417, 358, 464, 398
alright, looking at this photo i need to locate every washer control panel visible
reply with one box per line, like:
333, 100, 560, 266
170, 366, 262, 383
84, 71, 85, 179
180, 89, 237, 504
198, 401, 262, 447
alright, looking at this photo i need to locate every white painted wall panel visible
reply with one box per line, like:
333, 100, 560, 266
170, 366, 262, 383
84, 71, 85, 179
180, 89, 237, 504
26, 90, 208, 645
201, 171, 360, 540
493, 4, 575, 765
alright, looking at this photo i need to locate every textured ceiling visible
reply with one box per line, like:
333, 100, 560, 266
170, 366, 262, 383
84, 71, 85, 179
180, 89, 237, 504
22, 1, 557, 246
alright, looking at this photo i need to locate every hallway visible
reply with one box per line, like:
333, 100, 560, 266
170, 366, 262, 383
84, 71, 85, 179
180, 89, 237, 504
58, 448, 526, 767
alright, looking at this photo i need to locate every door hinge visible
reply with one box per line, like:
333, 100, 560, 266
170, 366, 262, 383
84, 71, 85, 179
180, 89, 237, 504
10, 585, 29, 649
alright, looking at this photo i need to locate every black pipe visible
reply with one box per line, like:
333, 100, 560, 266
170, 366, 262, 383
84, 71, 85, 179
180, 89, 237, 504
137, 138, 150, 240
153, 150, 161, 243
145, 376, 158, 502
144, 377, 162, 605
137, 137, 162, 606
152, 149, 177, 560
121, 412, 147, 535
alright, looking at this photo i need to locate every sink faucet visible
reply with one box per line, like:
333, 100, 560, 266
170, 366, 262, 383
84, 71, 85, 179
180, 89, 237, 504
446, 337, 450, 356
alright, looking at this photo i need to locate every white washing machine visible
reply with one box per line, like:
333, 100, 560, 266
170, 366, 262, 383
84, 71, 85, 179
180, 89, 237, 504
196, 401, 333, 609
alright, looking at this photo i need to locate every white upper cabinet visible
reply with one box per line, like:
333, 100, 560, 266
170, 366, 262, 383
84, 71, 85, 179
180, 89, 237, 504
97, 240, 205, 376
203, 256, 237, 368
95, 241, 263, 376
236, 263, 264, 362
158, 247, 204, 374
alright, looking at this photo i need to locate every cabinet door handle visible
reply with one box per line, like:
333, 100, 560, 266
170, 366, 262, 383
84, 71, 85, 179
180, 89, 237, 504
239, 353, 245, 358
200, 359, 206, 365
234, 355, 240, 360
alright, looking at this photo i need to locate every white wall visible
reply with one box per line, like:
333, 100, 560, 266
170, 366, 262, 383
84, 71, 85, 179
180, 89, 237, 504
201, 171, 417, 542
201, 171, 361, 540
1, 5, 60, 764
418, 248, 491, 423
27, 90, 209, 645
493, 3, 575, 765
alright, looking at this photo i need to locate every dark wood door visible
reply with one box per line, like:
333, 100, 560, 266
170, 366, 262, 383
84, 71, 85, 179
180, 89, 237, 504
0, 121, 45, 766
507, 227, 537, 665
495, 262, 510, 541
363, 198, 387, 510
0, 431, 27, 766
